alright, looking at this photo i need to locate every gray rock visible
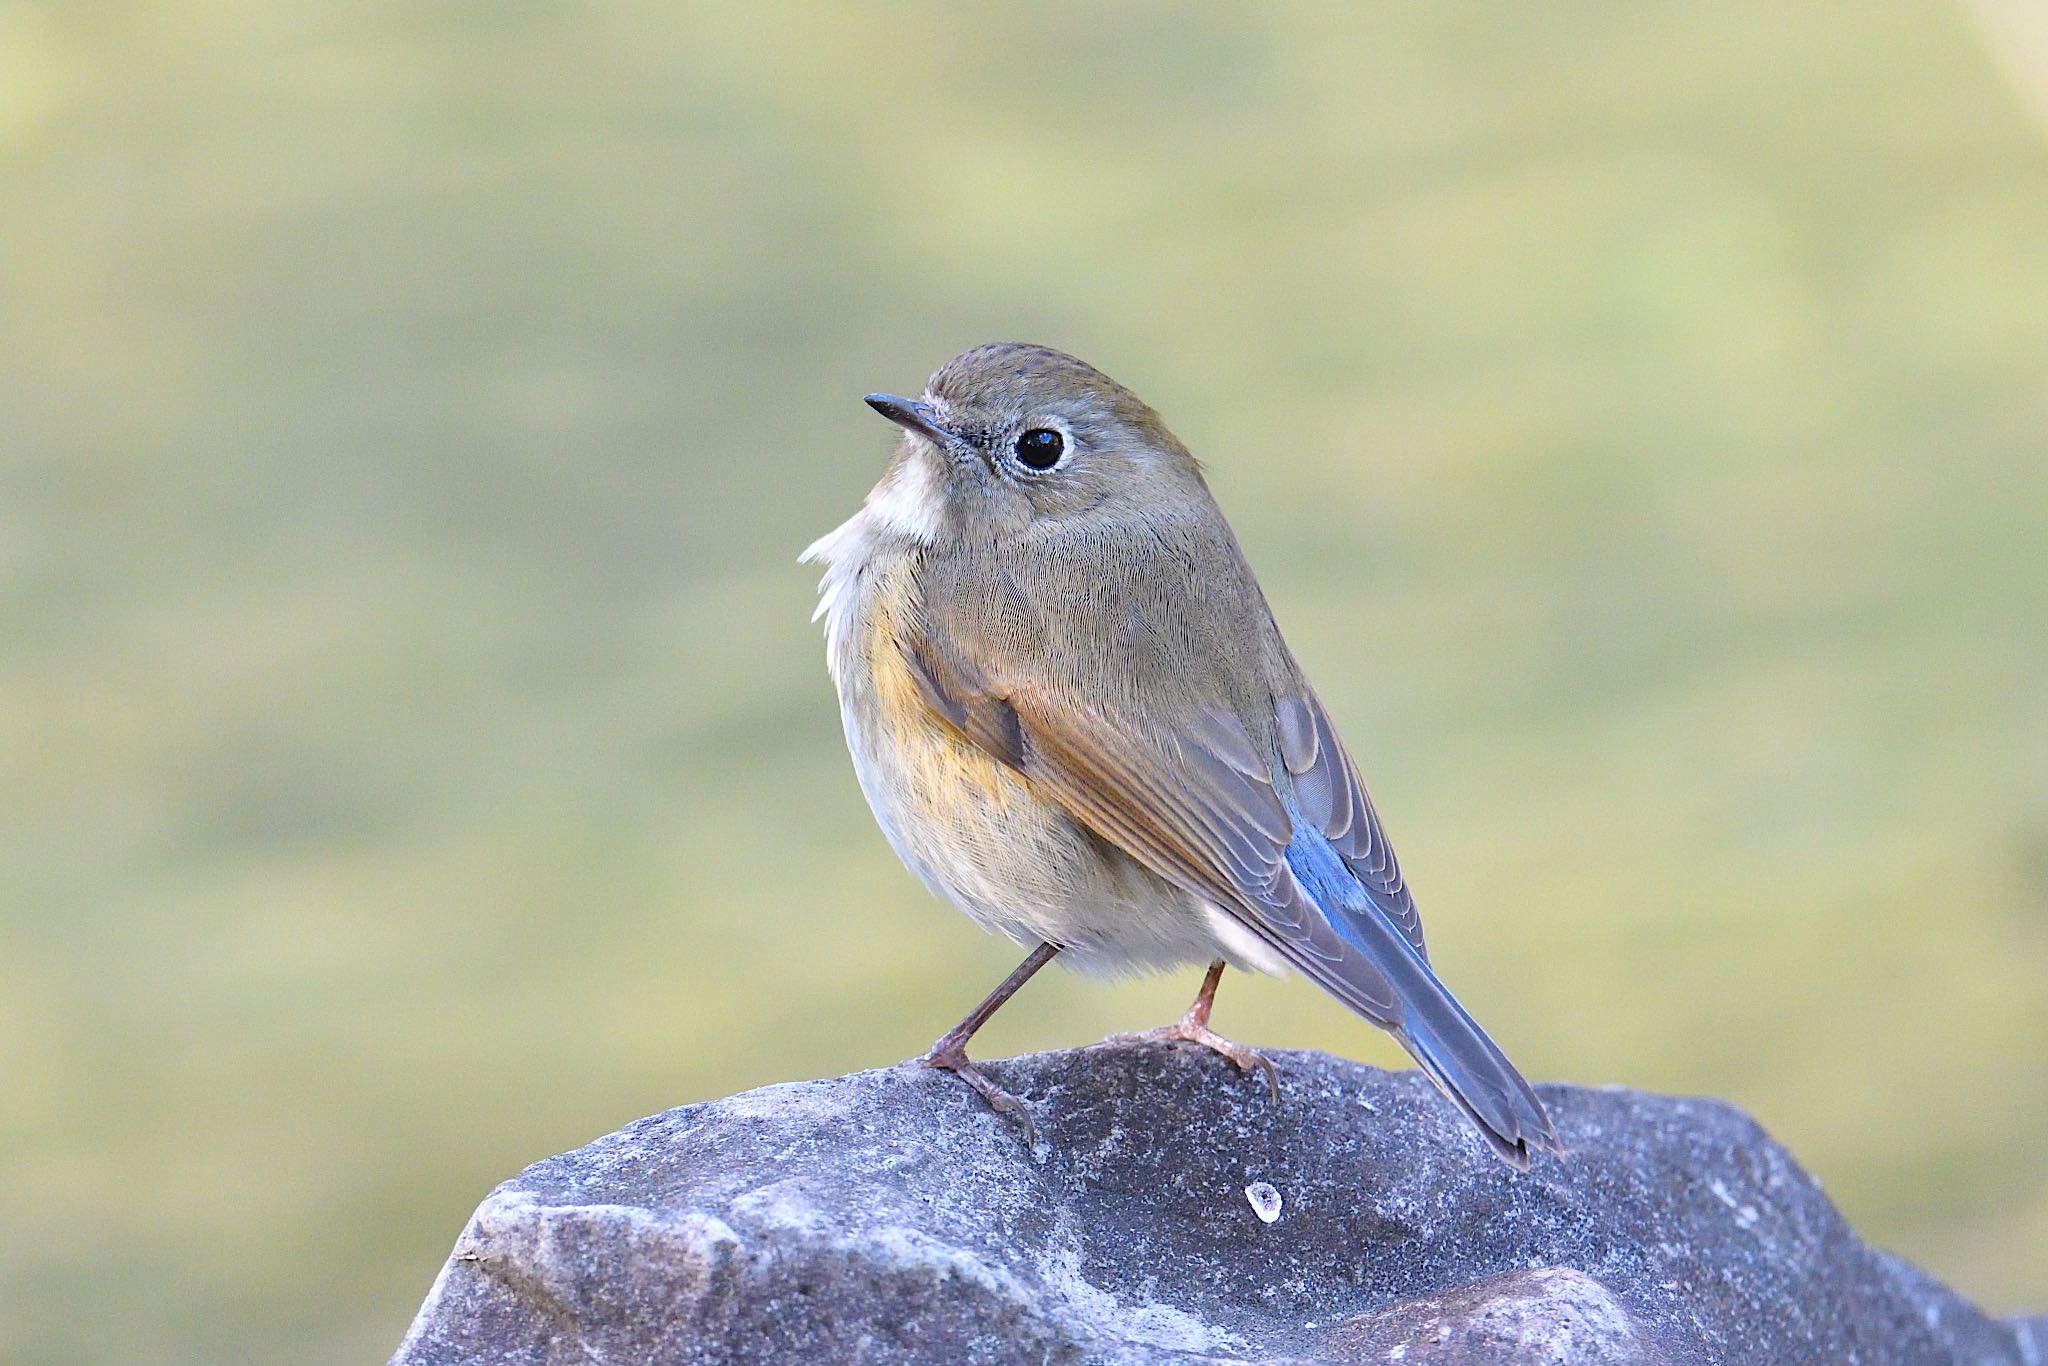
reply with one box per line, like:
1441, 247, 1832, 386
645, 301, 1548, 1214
1313, 1267, 1667, 1364
393, 1046, 2042, 1365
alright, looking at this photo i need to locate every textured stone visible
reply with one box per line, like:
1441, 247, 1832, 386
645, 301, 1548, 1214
393, 1045, 2042, 1364
1315, 1267, 1665, 1364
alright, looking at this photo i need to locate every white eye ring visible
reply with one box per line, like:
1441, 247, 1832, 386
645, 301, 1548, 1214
1012, 422, 1070, 472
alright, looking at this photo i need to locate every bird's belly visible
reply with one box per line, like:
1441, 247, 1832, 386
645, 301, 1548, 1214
834, 631, 1223, 978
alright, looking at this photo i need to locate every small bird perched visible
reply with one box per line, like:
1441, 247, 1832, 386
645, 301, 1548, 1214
803, 343, 1559, 1167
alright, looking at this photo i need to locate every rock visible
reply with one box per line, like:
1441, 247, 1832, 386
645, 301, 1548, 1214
1314, 1268, 1666, 1364
393, 1046, 2042, 1365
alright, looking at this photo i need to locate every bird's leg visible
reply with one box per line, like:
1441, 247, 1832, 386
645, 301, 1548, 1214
918, 941, 1061, 1143
1115, 959, 1279, 1099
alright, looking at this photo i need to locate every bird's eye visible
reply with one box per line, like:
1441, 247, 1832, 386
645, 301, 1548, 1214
1014, 427, 1065, 471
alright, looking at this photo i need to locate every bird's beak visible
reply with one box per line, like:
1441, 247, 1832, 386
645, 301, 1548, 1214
864, 393, 955, 447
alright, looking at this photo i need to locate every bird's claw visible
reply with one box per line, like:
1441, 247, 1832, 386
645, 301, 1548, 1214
919, 1045, 1038, 1146
1113, 1020, 1281, 1101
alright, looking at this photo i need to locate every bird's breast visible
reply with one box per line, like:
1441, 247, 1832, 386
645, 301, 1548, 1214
828, 560, 1044, 906
806, 515, 1239, 972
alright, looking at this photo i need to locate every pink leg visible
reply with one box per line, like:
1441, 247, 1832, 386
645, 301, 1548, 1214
918, 942, 1060, 1142
1115, 959, 1279, 1099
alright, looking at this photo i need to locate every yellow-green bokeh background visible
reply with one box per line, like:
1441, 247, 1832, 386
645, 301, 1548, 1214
5, 3, 2047, 1360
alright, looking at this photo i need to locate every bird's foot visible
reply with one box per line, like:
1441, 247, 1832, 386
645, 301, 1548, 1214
918, 1041, 1038, 1145
1112, 1019, 1280, 1101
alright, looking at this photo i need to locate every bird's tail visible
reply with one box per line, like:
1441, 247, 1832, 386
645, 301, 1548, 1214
1345, 901, 1561, 1168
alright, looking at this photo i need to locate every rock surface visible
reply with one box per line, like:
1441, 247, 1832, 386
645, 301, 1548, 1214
394, 1045, 2044, 1364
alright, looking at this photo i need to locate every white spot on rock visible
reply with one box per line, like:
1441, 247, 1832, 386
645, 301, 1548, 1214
1245, 1181, 1283, 1224
1707, 1178, 1760, 1228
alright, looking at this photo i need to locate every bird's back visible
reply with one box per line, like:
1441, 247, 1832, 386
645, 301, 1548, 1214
916, 498, 1295, 740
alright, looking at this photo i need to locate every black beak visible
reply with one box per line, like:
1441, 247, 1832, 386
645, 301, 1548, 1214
864, 393, 954, 446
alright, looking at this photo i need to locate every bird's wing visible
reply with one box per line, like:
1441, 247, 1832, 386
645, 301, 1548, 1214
1273, 692, 1426, 960
897, 603, 1558, 1166
894, 615, 1403, 1025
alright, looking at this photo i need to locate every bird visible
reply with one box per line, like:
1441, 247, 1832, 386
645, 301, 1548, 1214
801, 343, 1560, 1167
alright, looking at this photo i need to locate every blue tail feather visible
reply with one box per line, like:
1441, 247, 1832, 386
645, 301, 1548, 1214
1284, 823, 1558, 1166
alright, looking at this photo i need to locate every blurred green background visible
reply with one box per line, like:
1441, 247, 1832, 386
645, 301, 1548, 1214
4, 2, 2047, 1360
